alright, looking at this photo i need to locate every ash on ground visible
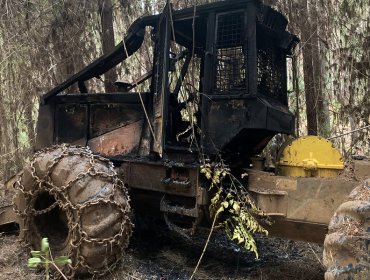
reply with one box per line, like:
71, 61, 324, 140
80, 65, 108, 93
0, 223, 324, 280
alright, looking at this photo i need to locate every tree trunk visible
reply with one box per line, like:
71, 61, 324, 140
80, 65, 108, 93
299, 0, 318, 135
311, 0, 330, 137
99, 0, 117, 92
292, 56, 300, 137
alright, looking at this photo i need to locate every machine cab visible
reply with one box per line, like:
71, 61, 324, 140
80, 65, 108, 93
36, 0, 298, 163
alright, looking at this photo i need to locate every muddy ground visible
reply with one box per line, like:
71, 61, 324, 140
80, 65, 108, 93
0, 222, 324, 280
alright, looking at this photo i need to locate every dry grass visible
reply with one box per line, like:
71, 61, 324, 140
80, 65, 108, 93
0, 234, 42, 280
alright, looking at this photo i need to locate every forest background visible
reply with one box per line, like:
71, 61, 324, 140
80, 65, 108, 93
0, 0, 369, 180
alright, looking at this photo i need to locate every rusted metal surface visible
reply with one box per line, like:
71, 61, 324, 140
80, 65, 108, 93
88, 120, 143, 156
119, 161, 200, 198
250, 188, 288, 217
263, 218, 328, 244
160, 196, 198, 218
90, 103, 143, 137
55, 103, 88, 145
201, 96, 295, 158
151, 3, 171, 157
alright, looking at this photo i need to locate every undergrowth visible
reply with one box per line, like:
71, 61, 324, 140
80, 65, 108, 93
201, 161, 268, 258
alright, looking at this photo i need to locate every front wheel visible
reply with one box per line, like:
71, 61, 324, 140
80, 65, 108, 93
14, 145, 133, 278
323, 179, 370, 280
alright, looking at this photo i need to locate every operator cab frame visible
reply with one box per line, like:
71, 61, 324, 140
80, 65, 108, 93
36, 0, 299, 164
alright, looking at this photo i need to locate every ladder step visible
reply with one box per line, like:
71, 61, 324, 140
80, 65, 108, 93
249, 188, 288, 196
161, 177, 191, 188
160, 198, 198, 217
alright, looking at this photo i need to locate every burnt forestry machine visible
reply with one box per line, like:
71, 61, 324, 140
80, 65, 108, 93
0, 0, 369, 279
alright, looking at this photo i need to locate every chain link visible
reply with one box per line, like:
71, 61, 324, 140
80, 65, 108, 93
13, 144, 132, 278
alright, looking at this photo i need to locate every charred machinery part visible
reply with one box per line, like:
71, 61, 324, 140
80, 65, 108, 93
121, 161, 208, 233
323, 180, 370, 279
35, 0, 299, 161
40, 19, 148, 104
250, 156, 266, 170
13, 145, 132, 278
160, 194, 204, 235
163, 213, 193, 240
0, 176, 20, 231
2, 0, 307, 277
0, 0, 368, 279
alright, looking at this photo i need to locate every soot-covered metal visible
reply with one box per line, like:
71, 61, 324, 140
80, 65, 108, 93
34, 0, 299, 223
37, 0, 298, 163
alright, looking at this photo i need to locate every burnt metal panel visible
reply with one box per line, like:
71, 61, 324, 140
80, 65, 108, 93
203, 11, 216, 96
151, 3, 171, 156
35, 104, 54, 150
90, 103, 143, 138
51, 93, 149, 155
88, 120, 143, 156
121, 161, 198, 198
266, 100, 294, 132
55, 103, 88, 145
53, 92, 148, 104
201, 95, 294, 156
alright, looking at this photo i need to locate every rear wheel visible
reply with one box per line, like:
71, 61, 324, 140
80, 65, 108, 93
323, 179, 370, 280
13, 145, 132, 278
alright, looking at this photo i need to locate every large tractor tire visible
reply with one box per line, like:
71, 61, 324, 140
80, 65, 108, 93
13, 145, 132, 278
323, 179, 370, 280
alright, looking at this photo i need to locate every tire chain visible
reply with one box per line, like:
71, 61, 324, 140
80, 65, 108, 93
13, 144, 133, 278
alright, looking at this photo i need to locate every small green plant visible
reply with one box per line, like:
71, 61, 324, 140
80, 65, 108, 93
27, 238, 71, 280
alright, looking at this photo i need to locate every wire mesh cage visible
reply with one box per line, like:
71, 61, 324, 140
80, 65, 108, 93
214, 11, 247, 93
257, 45, 287, 104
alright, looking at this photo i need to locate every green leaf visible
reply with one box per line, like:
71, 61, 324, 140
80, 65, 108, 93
41, 238, 49, 253
233, 202, 240, 213
28, 257, 42, 268
211, 193, 219, 204
216, 206, 224, 215
221, 201, 229, 209
30, 251, 41, 257
54, 256, 72, 267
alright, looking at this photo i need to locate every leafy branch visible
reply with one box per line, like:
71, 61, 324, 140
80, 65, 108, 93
201, 161, 268, 258
28, 238, 71, 280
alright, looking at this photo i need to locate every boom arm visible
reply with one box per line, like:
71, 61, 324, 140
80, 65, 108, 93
41, 17, 156, 104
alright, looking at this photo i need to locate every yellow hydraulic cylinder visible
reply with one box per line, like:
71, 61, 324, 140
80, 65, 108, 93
277, 136, 344, 177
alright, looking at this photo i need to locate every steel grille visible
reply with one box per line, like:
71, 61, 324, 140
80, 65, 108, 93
257, 48, 286, 103
215, 12, 246, 92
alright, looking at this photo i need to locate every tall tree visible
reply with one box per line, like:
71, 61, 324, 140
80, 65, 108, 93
298, 0, 318, 135
99, 0, 117, 92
